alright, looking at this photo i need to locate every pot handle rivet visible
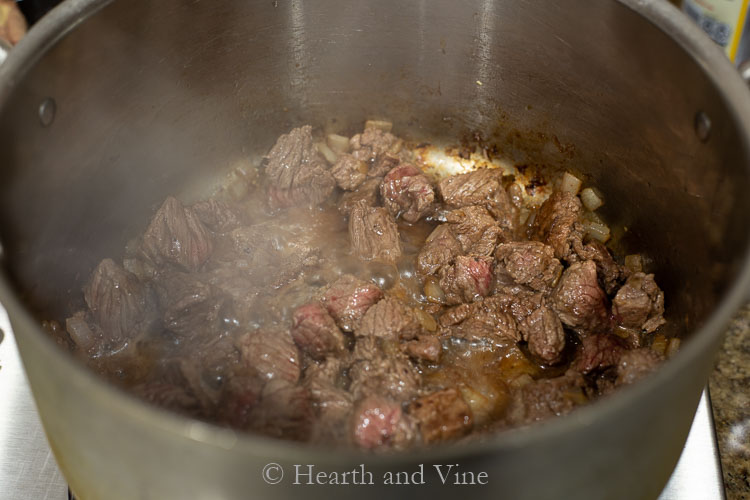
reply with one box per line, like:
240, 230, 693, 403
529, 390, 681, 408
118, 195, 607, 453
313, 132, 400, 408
694, 111, 711, 142
38, 97, 56, 127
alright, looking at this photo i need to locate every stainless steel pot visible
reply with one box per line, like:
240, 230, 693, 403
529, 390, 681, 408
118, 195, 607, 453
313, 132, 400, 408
1, 1, 749, 499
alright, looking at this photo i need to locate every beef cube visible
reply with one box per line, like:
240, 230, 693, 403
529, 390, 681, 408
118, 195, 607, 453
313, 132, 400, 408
439, 296, 520, 344
349, 337, 421, 402
518, 305, 566, 364
84, 258, 156, 344
402, 334, 442, 362
153, 272, 224, 339
438, 255, 493, 305
437, 168, 506, 209
142, 196, 213, 272
612, 272, 666, 333
349, 200, 402, 264
191, 199, 242, 233
338, 178, 382, 215
331, 153, 368, 191
495, 241, 563, 293
216, 370, 264, 429
572, 333, 627, 374
321, 274, 383, 332
573, 240, 623, 294
416, 225, 463, 276
505, 369, 587, 425
134, 382, 203, 417
445, 205, 504, 256
530, 191, 583, 260
303, 358, 353, 442
357, 297, 421, 340
251, 379, 313, 441
264, 125, 336, 208
349, 127, 404, 177
615, 348, 663, 385
381, 164, 435, 223
290, 302, 346, 360
237, 329, 301, 383
351, 395, 417, 450
550, 260, 610, 335
408, 388, 472, 443
492, 285, 546, 324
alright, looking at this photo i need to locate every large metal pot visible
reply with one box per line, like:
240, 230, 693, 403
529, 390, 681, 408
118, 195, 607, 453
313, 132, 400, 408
0, 1, 749, 499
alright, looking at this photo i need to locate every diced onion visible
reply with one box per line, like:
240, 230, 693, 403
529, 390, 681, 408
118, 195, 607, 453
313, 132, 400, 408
560, 172, 582, 194
581, 187, 604, 211
225, 170, 248, 201
414, 308, 438, 332
666, 338, 681, 358
423, 277, 446, 304
315, 142, 338, 164
650, 334, 667, 356
326, 134, 350, 154
584, 221, 610, 242
364, 119, 393, 133
624, 254, 643, 274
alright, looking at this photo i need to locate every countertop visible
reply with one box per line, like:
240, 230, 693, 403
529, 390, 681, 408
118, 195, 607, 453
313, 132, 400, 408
710, 302, 750, 500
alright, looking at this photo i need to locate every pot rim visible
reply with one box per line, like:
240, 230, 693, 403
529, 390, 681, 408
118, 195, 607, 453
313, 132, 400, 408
0, 0, 749, 465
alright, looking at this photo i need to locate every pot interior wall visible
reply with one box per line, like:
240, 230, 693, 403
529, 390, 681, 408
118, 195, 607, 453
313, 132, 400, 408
0, 0, 748, 341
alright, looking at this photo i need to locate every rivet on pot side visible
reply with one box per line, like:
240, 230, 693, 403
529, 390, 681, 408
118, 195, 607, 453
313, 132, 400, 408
694, 111, 712, 142
38, 98, 56, 127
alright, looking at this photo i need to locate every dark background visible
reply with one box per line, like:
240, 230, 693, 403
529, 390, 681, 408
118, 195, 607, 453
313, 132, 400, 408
17, 0, 63, 24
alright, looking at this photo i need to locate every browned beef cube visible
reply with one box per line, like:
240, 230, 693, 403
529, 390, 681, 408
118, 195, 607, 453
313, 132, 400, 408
338, 178, 382, 215
153, 271, 224, 339
529, 191, 583, 261
321, 274, 383, 332
381, 164, 435, 223
216, 370, 264, 429
573, 240, 623, 294
402, 334, 442, 362
191, 199, 243, 234
408, 388, 472, 443
251, 379, 313, 441
349, 200, 402, 264
84, 258, 156, 343
264, 125, 335, 208
290, 302, 346, 360
612, 272, 666, 333
439, 296, 520, 343
331, 153, 368, 191
357, 297, 421, 340
349, 127, 404, 177
133, 382, 203, 417
495, 241, 563, 293
518, 305, 566, 364
615, 348, 663, 385
505, 369, 587, 425
142, 196, 213, 272
445, 205, 504, 256
438, 255, 493, 305
350, 395, 417, 450
550, 260, 610, 335
572, 333, 627, 374
237, 329, 301, 383
349, 337, 420, 402
437, 168, 506, 208
303, 358, 354, 443
416, 225, 463, 276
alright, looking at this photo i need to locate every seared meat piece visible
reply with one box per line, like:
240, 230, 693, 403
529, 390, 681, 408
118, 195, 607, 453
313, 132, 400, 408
351, 395, 417, 450
349, 127, 404, 177
572, 333, 627, 374
338, 178, 381, 215
518, 305, 566, 364
381, 164, 435, 223
153, 272, 224, 338
550, 260, 610, 335
133, 382, 203, 417
357, 297, 421, 341
573, 240, 622, 294
402, 335, 442, 362
84, 258, 156, 344
438, 168, 505, 208
191, 199, 242, 234
304, 358, 353, 442
495, 241, 563, 293
445, 205, 504, 256
348, 200, 402, 264
321, 274, 383, 332
505, 369, 587, 425
216, 370, 264, 429
615, 348, 663, 385
416, 225, 463, 276
612, 272, 666, 333
291, 302, 347, 360
438, 255, 493, 305
142, 196, 213, 272
439, 296, 520, 343
349, 336, 420, 402
237, 329, 301, 383
530, 191, 583, 261
251, 379, 313, 441
331, 153, 368, 191
408, 388, 472, 444
264, 125, 336, 208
